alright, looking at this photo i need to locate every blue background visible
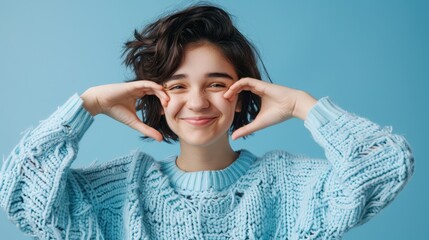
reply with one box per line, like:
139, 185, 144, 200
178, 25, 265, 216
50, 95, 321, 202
0, 0, 427, 239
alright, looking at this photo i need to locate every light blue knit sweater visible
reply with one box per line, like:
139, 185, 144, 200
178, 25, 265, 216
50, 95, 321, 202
0, 95, 413, 239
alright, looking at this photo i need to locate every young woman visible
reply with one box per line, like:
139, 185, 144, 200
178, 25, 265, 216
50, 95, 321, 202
0, 4, 413, 239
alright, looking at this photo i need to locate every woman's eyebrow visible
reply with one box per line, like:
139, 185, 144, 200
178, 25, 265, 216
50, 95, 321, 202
207, 72, 234, 80
167, 72, 235, 81
168, 74, 186, 81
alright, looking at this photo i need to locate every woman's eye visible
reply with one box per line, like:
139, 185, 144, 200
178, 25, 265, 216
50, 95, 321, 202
166, 85, 184, 91
209, 83, 226, 88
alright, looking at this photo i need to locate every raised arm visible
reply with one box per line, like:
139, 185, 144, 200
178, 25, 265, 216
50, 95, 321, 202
0, 95, 98, 238
0, 81, 168, 239
302, 97, 413, 234
224, 77, 414, 235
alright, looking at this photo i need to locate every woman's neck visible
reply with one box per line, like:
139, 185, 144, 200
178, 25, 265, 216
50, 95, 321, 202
177, 137, 238, 172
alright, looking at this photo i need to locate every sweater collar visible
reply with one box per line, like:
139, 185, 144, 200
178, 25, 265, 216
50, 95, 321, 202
159, 149, 256, 192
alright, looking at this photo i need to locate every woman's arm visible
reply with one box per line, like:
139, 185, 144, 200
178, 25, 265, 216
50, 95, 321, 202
0, 95, 101, 239
224, 78, 414, 235
302, 97, 413, 234
0, 81, 168, 238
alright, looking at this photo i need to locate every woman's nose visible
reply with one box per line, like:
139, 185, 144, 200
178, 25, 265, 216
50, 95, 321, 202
186, 90, 210, 111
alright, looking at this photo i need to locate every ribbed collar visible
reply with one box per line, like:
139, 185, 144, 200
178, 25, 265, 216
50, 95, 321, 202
159, 149, 256, 192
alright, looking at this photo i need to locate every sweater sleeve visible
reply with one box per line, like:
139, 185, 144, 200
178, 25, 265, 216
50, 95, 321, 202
303, 97, 414, 235
0, 94, 105, 239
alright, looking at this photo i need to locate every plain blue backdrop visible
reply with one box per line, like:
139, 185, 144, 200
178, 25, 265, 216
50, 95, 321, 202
0, 0, 427, 239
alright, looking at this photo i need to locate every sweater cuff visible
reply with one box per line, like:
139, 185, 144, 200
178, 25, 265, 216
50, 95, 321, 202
56, 94, 93, 141
304, 97, 346, 130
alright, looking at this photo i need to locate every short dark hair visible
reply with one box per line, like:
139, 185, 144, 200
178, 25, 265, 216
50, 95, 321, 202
123, 4, 269, 142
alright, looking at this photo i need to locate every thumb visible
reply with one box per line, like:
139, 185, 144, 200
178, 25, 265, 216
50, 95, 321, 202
127, 118, 163, 142
231, 119, 264, 140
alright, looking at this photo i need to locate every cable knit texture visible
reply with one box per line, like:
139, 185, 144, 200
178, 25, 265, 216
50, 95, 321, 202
0, 94, 413, 239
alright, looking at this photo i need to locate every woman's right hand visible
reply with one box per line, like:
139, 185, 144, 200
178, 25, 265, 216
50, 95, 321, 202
80, 81, 169, 141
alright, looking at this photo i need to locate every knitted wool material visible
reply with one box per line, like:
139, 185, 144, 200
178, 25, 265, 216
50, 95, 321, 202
0, 95, 413, 239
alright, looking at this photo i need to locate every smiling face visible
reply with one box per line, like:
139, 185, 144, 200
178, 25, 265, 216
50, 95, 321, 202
162, 42, 240, 148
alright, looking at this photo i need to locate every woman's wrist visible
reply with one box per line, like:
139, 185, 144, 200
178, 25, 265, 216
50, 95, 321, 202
80, 89, 101, 117
293, 91, 317, 121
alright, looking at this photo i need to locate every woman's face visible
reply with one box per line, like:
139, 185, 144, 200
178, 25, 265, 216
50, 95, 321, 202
162, 42, 240, 147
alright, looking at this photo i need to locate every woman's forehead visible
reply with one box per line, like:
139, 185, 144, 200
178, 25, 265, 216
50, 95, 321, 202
172, 43, 237, 78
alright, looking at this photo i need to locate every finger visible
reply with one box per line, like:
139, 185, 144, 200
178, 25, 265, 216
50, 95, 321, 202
142, 87, 170, 107
129, 80, 164, 96
130, 81, 170, 106
128, 118, 164, 142
224, 77, 267, 100
131, 80, 164, 91
153, 89, 170, 107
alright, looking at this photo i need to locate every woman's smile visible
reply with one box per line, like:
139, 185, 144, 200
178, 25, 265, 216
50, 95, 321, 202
180, 116, 218, 126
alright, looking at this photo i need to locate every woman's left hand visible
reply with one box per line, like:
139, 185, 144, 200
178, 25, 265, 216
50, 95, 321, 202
224, 77, 317, 140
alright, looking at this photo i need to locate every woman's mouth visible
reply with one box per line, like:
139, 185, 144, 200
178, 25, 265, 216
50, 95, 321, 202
181, 117, 217, 126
